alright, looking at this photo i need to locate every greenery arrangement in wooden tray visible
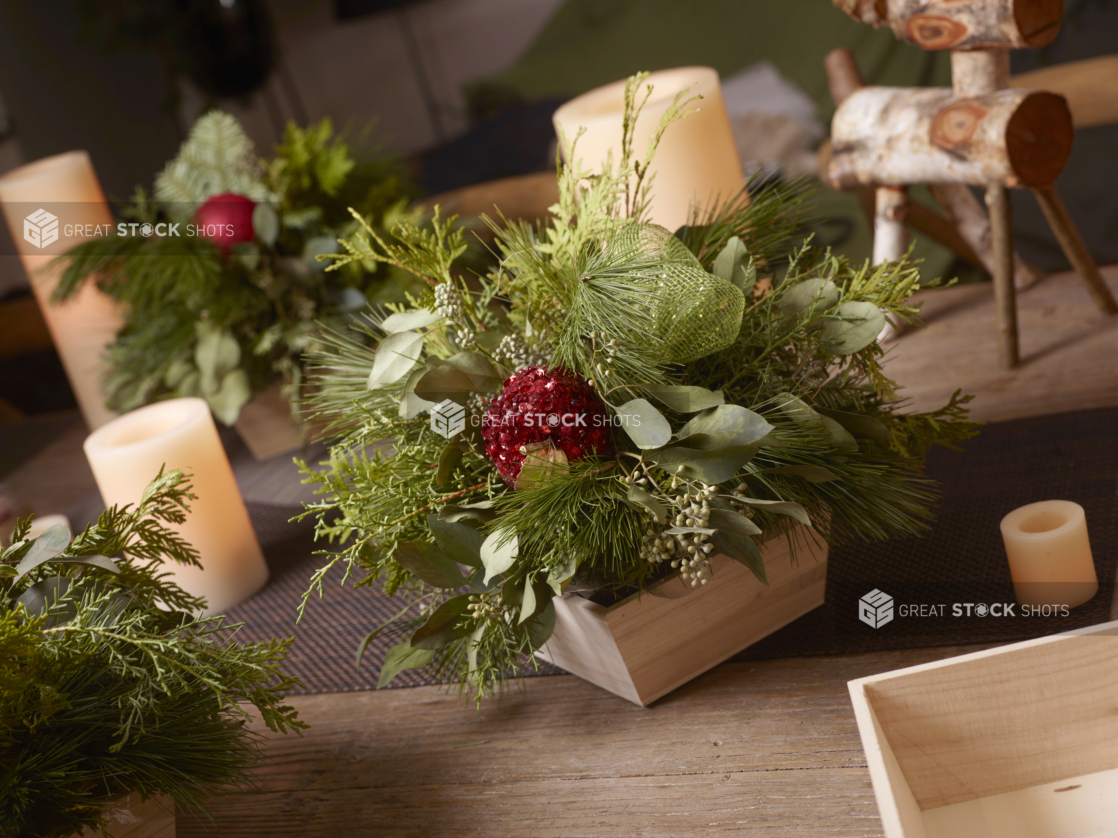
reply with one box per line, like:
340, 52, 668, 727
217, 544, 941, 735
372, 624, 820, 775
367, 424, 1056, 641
53, 110, 419, 426
297, 72, 978, 701
0, 470, 304, 838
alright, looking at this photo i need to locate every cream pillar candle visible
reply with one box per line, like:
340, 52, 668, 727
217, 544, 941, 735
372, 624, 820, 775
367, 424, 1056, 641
0, 151, 122, 429
553, 67, 745, 232
83, 398, 268, 615
1000, 500, 1098, 609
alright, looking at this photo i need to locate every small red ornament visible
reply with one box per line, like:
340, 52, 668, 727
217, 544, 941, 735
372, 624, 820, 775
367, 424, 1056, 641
482, 366, 614, 485
194, 192, 255, 251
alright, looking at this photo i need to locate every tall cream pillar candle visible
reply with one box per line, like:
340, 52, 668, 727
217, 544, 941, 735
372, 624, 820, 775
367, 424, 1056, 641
1000, 500, 1098, 609
0, 151, 122, 429
83, 398, 268, 615
553, 67, 745, 232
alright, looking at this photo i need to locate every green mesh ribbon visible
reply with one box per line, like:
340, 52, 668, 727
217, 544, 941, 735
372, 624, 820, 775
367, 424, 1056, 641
603, 223, 744, 365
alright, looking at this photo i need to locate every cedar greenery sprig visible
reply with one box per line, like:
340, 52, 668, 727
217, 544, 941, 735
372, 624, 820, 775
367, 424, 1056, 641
296, 71, 980, 701
0, 469, 305, 838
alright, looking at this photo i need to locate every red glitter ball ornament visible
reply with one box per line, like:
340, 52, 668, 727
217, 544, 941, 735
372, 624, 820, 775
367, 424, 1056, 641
482, 366, 614, 485
194, 192, 256, 252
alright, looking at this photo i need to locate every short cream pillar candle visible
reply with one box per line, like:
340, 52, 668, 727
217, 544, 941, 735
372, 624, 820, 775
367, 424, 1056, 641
83, 398, 268, 615
0, 151, 122, 429
553, 67, 745, 232
1000, 500, 1098, 609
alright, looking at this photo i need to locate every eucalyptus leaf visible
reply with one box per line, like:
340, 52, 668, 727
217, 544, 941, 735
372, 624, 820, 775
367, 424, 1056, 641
466, 623, 487, 675
524, 599, 556, 649
760, 464, 840, 483
252, 202, 279, 246
437, 501, 498, 524
709, 509, 767, 583
392, 541, 466, 589
816, 408, 893, 448
712, 236, 755, 294
820, 301, 887, 355
436, 443, 463, 488
355, 600, 414, 669
518, 577, 537, 625
616, 398, 671, 449
442, 352, 502, 393
14, 524, 71, 580
733, 498, 811, 527
207, 368, 252, 426
514, 443, 569, 490
819, 416, 859, 452
303, 235, 338, 272
643, 384, 725, 413
648, 444, 759, 485
15, 576, 78, 627
626, 484, 666, 524
367, 330, 425, 390
778, 278, 839, 322
775, 394, 857, 452
412, 364, 475, 404
380, 308, 442, 334
678, 404, 773, 449
411, 595, 473, 650
164, 358, 195, 389
194, 326, 241, 392
378, 642, 436, 688
399, 367, 437, 420
427, 515, 484, 568
480, 530, 518, 584
710, 507, 762, 537
546, 555, 578, 596
177, 370, 203, 398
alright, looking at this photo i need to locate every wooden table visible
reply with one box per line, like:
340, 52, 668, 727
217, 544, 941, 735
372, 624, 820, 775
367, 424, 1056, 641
181, 648, 987, 838
6, 264, 1118, 837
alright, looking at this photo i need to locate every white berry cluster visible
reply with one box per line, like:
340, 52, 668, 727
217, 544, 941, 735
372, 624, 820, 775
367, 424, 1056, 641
638, 482, 718, 586
467, 592, 507, 625
728, 483, 758, 516
434, 283, 475, 348
466, 391, 492, 417
494, 332, 550, 370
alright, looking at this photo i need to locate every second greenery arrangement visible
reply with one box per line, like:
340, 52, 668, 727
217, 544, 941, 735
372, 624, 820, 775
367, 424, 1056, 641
299, 73, 978, 699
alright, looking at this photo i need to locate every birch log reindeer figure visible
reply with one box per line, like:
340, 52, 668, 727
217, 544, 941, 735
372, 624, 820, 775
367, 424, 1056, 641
829, 0, 1118, 369
822, 49, 1043, 293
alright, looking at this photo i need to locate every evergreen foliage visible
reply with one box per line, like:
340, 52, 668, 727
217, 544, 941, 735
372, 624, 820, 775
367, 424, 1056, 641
0, 469, 304, 838
298, 72, 980, 701
52, 111, 421, 425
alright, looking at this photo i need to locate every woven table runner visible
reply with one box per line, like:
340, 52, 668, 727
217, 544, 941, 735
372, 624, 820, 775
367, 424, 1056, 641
228, 406, 1117, 694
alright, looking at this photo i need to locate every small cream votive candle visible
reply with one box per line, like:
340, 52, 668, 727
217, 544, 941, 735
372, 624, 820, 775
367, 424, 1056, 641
1000, 500, 1098, 609
553, 66, 745, 232
0, 151, 122, 429
83, 398, 268, 615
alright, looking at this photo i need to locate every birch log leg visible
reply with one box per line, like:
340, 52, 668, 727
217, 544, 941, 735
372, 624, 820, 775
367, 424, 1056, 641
1032, 186, 1118, 315
929, 183, 1044, 289
986, 183, 1019, 368
874, 186, 909, 341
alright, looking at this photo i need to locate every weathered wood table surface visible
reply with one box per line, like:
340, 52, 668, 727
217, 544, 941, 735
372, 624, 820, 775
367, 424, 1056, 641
5, 265, 1117, 836
179, 647, 986, 838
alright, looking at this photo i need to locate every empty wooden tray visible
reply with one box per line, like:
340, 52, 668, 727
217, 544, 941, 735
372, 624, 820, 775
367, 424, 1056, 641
848, 619, 1118, 838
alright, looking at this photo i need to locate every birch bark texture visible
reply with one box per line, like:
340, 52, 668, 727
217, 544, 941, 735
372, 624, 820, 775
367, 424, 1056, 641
832, 0, 1064, 49
828, 87, 1073, 190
